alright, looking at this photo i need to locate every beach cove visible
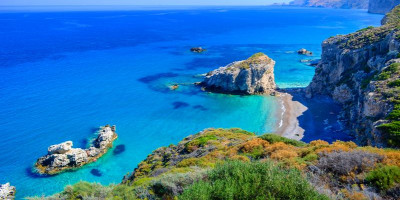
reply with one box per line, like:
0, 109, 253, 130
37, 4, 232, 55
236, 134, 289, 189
0, 6, 382, 198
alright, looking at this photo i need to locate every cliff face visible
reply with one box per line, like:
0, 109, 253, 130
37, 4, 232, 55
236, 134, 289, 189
306, 7, 400, 146
369, 0, 400, 14
201, 53, 276, 95
289, 0, 368, 9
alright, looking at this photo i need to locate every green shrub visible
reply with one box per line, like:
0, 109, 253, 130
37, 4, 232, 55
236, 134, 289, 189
227, 128, 255, 135
303, 153, 318, 162
378, 121, 400, 146
180, 161, 328, 200
376, 73, 391, 81
386, 63, 400, 73
366, 165, 400, 191
388, 80, 400, 87
259, 134, 306, 147
185, 135, 217, 151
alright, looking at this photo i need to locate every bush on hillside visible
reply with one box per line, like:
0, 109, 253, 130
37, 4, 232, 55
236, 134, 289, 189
179, 161, 328, 200
366, 165, 400, 191
259, 134, 306, 147
317, 150, 383, 176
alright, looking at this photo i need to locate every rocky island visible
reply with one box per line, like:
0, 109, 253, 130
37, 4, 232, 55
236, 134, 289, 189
35, 125, 117, 175
200, 53, 277, 95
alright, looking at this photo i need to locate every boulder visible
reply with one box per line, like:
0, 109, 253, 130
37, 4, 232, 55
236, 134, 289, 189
48, 141, 73, 154
200, 53, 276, 95
0, 183, 15, 199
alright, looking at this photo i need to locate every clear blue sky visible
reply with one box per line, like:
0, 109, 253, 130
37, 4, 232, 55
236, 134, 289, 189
0, 0, 290, 6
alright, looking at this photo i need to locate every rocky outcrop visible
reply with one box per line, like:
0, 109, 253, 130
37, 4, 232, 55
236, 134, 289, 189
368, 0, 400, 14
0, 183, 15, 199
289, 0, 368, 9
200, 53, 277, 95
297, 48, 313, 55
190, 47, 206, 53
306, 6, 400, 146
35, 125, 117, 175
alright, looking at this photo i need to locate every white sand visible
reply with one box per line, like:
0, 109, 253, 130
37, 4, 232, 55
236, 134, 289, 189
275, 92, 308, 141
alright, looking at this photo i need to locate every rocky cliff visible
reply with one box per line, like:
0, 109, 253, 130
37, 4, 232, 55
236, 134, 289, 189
306, 6, 400, 147
289, 0, 368, 9
369, 0, 400, 14
35, 125, 117, 175
200, 53, 276, 95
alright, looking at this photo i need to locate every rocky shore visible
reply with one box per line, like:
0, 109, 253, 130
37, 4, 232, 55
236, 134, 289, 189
200, 53, 277, 95
35, 125, 117, 175
0, 183, 15, 199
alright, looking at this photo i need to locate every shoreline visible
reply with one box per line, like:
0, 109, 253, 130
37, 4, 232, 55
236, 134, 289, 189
275, 92, 308, 141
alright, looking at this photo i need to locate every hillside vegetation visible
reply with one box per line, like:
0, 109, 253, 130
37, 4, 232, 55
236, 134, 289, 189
30, 128, 400, 200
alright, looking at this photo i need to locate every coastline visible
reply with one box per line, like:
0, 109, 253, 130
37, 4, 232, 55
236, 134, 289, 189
275, 92, 308, 140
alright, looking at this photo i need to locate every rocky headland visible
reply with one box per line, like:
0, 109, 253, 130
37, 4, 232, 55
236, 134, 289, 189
0, 183, 15, 199
289, 0, 369, 9
307, 6, 400, 147
369, 0, 400, 14
200, 53, 277, 95
35, 125, 117, 175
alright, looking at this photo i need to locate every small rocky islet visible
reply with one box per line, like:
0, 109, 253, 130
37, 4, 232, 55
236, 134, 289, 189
35, 125, 117, 175
199, 52, 277, 95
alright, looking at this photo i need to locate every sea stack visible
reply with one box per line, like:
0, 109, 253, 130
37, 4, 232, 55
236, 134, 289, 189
200, 52, 277, 95
35, 125, 117, 175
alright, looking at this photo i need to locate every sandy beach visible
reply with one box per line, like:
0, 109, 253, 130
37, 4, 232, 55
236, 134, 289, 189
275, 92, 308, 141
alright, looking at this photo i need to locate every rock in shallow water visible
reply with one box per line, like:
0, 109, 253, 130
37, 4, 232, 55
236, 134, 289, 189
200, 52, 277, 95
297, 48, 313, 55
35, 125, 117, 175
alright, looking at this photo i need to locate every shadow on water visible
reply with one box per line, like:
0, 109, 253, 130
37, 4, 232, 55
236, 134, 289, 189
282, 88, 353, 143
138, 73, 179, 84
193, 105, 208, 111
90, 169, 102, 177
113, 144, 126, 155
172, 101, 190, 109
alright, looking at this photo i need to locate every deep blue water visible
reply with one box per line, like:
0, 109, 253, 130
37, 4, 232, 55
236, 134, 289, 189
0, 6, 382, 198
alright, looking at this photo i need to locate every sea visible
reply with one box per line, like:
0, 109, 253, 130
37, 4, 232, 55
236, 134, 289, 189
0, 6, 382, 198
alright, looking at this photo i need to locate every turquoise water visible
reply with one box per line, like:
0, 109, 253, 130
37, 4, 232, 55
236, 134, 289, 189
0, 6, 382, 198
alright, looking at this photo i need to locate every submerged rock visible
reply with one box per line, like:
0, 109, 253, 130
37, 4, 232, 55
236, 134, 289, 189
200, 53, 277, 95
297, 48, 313, 55
0, 183, 15, 199
35, 125, 118, 175
190, 47, 206, 53
169, 84, 179, 90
